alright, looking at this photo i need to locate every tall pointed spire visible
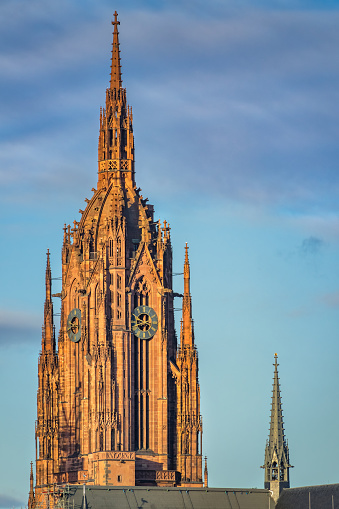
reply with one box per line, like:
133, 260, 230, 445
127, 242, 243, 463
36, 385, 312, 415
269, 353, 285, 450
204, 457, 208, 488
98, 13, 135, 186
35, 251, 59, 497
176, 244, 203, 485
110, 11, 122, 90
28, 462, 35, 509
43, 249, 55, 352
262, 354, 292, 503
182, 243, 193, 346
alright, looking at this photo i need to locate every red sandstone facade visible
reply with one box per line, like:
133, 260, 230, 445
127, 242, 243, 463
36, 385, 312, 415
30, 13, 203, 507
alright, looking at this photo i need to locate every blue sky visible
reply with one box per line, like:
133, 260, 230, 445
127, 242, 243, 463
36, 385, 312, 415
1, 0, 339, 506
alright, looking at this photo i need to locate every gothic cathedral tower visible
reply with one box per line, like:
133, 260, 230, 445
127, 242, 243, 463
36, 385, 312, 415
262, 354, 292, 503
32, 13, 203, 505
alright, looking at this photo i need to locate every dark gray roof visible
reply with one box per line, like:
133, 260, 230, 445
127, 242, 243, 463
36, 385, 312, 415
277, 483, 339, 509
55, 485, 274, 509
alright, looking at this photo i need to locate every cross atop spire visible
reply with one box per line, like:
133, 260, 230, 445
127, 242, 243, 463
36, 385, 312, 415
112, 10, 120, 28
110, 11, 122, 89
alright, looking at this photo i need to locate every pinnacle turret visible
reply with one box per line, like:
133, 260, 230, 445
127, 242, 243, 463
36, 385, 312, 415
42, 249, 55, 352
181, 243, 193, 346
204, 457, 208, 488
28, 461, 35, 509
176, 244, 202, 483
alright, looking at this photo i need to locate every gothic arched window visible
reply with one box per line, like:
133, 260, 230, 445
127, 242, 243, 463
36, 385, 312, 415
69, 279, 79, 309
272, 461, 278, 480
133, 276, 150, 308
280, 461, 285, 481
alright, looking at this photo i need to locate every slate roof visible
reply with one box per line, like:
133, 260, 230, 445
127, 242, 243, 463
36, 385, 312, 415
55, 485, 275, 509
276, 483, 339, 509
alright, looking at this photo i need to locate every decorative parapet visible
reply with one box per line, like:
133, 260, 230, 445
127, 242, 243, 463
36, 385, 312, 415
156, 470, 178, 482
99, 159, 132, 173
90, 451, 136, 461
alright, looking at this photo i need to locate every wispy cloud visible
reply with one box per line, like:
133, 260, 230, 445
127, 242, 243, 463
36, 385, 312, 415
0, 493, 25, 509
321, 291, 339, 308
0, 309, 41, 347
1, 3, 339, 214
300, 236, 324, 256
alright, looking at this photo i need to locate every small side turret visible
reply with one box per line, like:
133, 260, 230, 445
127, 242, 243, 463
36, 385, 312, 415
28, 461, 35, 509
176, 245, 203, 486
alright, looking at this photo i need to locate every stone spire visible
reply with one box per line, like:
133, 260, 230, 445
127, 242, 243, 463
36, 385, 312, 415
262, 354, 292, 503
28, 461, 35, 509
35, 250, 59, 493
269, 353, 285, 450
42, 249, 55, 352
110, 11, 122, 90
181, 243, 193, 346
204, 457, 208, 488
98, 12, 135, 186
176, 245, 203, 486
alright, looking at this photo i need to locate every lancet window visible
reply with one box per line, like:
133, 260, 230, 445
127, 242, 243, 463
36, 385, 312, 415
133, 276, 151, 450
272, 461, 278, 480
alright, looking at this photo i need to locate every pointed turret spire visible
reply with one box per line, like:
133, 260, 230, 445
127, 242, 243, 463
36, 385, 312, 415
36, 251, 59, 492
262, 354, 292, 503
269, 353, 285, 450
176, 244, 203, 484
28, 461, 35, 509
110, 11, 122, 90
204, 456, 208, 488
42, 250, 55, 352
181, 243, 193, 346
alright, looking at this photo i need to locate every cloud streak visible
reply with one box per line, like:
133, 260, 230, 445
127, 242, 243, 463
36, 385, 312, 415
0, 309, 41, 347
300, 236, 324, 256
0, 493, 25, 509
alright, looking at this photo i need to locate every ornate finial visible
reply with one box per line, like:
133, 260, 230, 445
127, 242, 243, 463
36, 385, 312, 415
184, 243, 190, 275
185, 243, 189, 263
112, 10, 120, 28
46, 249, 51, 276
